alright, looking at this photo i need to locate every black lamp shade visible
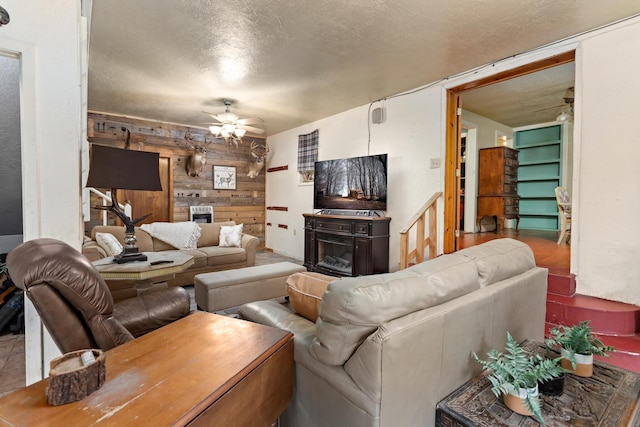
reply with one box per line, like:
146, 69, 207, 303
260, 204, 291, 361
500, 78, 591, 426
86, 144, 162, 191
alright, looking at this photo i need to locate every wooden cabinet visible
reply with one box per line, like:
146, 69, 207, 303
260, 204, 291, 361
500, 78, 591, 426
476, 147, 520, 232
303, 214, 390, 277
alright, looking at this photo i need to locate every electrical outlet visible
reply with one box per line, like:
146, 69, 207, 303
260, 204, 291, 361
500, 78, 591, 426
430, 158, 441, 169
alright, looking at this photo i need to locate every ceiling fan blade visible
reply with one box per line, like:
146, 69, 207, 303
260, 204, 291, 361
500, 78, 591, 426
237, 117, 264, 126
533, 104, 565, 113
240, 125, 265, 134
202, 112, 223, 123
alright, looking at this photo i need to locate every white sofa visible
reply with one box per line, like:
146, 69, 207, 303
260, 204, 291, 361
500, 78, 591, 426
239, 238, 548, 427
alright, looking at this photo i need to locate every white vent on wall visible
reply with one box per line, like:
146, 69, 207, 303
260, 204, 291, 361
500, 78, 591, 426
189, 206, 213, 223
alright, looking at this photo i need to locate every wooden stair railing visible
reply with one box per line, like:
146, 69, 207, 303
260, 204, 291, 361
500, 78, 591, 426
399, 192, 442, 269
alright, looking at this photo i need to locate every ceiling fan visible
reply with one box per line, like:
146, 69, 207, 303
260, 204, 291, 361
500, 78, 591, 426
203, 100, 264, 148
533, 87, 574, 122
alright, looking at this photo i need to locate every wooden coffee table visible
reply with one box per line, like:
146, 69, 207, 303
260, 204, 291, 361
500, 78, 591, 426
436, 341, 640, 426
93, 251, 194, 294
0, 311, 294, 426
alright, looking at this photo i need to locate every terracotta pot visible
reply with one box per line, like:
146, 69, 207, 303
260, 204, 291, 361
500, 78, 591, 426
502, 384, 538, 416
561, 348, 593, 377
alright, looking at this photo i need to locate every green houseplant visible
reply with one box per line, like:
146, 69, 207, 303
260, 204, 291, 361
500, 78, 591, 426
473, 332, 565, 425
545, 321, 614, 377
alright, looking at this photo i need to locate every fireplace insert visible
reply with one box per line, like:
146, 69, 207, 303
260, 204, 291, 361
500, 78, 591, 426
316, 233, 354, 276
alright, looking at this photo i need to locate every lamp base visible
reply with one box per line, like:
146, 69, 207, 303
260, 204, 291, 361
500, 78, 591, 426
113, 251, 148, 264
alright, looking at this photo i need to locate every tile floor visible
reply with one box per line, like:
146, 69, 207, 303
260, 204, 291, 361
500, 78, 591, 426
0, 249, 301, 397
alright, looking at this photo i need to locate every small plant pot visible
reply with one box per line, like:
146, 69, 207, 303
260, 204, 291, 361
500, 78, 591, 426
539, 373, 565, 396
502, 384, 538, 416
561, 348, 593, 377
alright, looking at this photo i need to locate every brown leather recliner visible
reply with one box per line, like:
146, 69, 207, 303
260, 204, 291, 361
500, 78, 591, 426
6, 238, 191, 353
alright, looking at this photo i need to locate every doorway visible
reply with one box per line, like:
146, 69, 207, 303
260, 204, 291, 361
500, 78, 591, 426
443, 51, 576, 253
0, 53, 23, 254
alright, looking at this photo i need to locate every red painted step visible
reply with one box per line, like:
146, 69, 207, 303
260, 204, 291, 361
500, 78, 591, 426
544, 267, 640, 373
546, 269, 575, 296
546, 293, 640, 335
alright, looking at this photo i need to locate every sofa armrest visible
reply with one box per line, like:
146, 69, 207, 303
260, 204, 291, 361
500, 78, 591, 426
240, 233, 259, 266
114, 287, 191, 337
82, 239, 107, 261
239, 299, 315, 336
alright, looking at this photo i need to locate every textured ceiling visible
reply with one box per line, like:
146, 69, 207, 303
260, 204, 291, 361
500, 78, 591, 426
88, 1, 640, 135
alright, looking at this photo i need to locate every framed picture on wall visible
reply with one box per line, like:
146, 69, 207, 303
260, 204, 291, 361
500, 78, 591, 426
213, 165, 236, 190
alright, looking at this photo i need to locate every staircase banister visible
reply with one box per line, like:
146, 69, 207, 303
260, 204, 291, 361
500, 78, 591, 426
400, 192, 442, 234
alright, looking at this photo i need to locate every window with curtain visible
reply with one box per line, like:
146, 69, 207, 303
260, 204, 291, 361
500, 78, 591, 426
298, 129, 318, 182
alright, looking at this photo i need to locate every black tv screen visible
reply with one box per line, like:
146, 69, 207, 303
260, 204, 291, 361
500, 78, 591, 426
314, 154, 387, 211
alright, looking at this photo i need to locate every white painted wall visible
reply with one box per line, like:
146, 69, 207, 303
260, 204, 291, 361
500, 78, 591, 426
0, 0, 83, 383
266, 16, 640, 306
461, 110, 514, 150
575, 19, 640, 306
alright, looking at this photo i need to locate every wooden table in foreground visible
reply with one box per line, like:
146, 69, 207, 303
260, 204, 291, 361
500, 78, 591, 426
436, 341, 640, 426
0, 312, 294, 427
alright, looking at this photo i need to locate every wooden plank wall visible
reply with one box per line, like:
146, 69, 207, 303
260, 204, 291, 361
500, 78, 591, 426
86, 112, 266, 247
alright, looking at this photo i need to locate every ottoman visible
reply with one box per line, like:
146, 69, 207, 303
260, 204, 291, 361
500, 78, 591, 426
194, 262, 306, 312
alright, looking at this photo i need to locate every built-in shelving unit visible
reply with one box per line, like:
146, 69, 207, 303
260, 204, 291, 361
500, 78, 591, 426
514, 124, 562, 230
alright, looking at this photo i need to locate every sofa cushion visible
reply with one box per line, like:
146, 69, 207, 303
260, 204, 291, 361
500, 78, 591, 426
91, 226, 155, 252
95, 232, 122, 257
286, 272, 337, 322
310, 254, 479, 365
456, 238, 535, 287
219, 223, 243, 247
197, 221, 236, 247
157, 249, 209, 269
198, 246, 247, 266
141, 222, 202, 250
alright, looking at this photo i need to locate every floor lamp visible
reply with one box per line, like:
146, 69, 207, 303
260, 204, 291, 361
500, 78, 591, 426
85, 144, 162, 264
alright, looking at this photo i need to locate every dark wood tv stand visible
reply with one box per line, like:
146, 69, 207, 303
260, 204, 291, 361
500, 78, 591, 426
303, 213, 391, 277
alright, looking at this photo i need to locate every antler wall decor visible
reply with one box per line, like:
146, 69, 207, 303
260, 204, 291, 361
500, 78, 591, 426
184, 129, 213, 177
247, 140, 270, 178
0, 5, 10, 26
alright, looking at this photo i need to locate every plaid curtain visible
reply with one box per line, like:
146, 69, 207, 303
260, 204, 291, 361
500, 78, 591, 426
298, 129, 319, 172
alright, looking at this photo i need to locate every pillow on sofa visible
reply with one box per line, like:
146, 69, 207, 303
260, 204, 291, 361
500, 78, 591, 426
219, 224, 243, 247
286, 272, 337, 322
95, 232, 123, 257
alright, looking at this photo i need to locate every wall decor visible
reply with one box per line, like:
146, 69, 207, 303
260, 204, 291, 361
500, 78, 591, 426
0, 5, 10, 27
298, 129, 318, 183
213, 165, 237, 190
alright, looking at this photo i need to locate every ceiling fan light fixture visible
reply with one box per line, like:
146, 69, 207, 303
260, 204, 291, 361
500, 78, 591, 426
204, 100, 264, 148
556, 111, 572, 123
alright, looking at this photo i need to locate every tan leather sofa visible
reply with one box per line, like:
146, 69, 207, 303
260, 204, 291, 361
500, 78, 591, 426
239, 238, 548, 427
83, 221, 259, 300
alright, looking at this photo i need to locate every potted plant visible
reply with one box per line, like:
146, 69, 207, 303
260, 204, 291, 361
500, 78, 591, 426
545, 321, 614, 377
538, 343, 567, 396
473, 332, 565, 425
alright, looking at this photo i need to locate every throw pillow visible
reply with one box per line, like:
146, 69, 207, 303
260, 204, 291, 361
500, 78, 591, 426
219, 224, 243, 247
95, 232, 123, 257
286, 272, 336, 322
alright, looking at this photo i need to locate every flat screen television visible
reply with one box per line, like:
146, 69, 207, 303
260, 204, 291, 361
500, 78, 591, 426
314, 154, 387, 212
